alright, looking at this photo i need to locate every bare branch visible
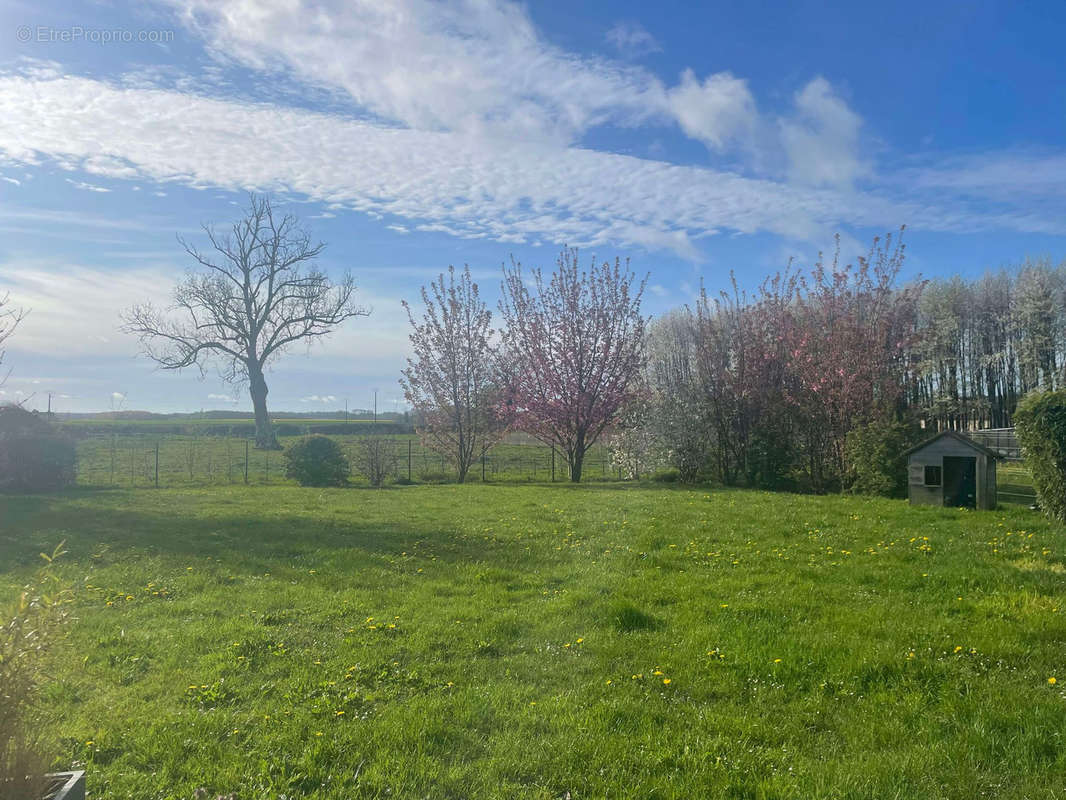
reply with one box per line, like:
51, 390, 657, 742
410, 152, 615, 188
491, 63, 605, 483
123, 194, 369, 447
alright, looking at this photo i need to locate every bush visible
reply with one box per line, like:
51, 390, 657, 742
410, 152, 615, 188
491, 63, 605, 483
844, 418, 922, 498
283, 435, 349, 487
651, 467, 680, 483
1, 543, 73, 798
354, 437, 398, 488
1015, 390, 1066, 521
0, 406, 76, 492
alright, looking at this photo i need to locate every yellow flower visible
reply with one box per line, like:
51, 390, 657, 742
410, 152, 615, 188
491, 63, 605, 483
652, 669, 663, 676
662, 678, 671, 685
576, 638, 584, 644
605, 679, 612, 685
1050, 677, 1058, 685
335, 710, 345, 716
954, 646, 963, 653
773, 658, 782, 663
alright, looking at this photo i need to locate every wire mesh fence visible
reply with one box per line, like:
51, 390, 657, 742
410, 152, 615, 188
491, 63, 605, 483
70, 433, 623, 488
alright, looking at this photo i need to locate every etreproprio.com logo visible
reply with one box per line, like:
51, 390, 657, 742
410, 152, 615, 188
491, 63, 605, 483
17, 25, 175, 44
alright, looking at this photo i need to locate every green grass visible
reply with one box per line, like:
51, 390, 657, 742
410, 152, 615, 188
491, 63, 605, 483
2, 484, 1064, 799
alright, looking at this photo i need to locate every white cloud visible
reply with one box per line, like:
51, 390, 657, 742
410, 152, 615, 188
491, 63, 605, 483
667, 70, 757, 152
605, 21, 661, 56
65, 178, 111, 193
0, 258, 175, 356
0, 68, 1062, 257
207, 392, 236, 402
300, 394, 338, 403
163, 0, 666, 144
0, 74, 888, 258
779, 77, 867, 188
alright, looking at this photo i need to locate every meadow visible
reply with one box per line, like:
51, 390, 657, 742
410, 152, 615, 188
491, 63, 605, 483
67, 431, 618, 487
1, 483, 1063, 799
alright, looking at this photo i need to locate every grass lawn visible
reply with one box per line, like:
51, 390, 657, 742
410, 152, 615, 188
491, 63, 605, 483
1, 484, 1064, 799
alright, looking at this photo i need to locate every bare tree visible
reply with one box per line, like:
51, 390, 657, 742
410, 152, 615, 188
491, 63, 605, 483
0, 291, 26, 387
124, 195, 368, 448
401, 265, 505, 482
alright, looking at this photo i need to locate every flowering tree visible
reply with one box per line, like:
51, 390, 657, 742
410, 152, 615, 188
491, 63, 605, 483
646, 309, 707, 481
695, 270, 798, 487
499, 247, 647, 482
788, 231, 923, 489
401, 265, 505, 482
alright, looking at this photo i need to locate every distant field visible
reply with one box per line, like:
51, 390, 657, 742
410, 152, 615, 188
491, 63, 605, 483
70, 432, 618, 487
2, 485, 1063, 799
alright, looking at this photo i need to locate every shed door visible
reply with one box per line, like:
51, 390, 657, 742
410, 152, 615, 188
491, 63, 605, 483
943, 456, 976, 508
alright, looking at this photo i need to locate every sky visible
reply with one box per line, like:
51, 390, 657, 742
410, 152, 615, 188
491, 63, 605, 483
0, 0, 1064, 414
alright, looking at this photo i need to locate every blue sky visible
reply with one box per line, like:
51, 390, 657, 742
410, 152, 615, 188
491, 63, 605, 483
0, 0, 1064, 413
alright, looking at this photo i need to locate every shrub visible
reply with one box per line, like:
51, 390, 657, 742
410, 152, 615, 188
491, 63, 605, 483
1015, 390, 1066, 521
0, 406, 76, 492
1, 543, 73, 798
844, 418, 922, 498
651, 467, 680, 483
354, 437, 398, 488
283, 435, 349, 487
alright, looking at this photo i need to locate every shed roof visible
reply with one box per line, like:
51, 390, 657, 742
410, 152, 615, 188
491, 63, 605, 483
902, 429, 1002, 459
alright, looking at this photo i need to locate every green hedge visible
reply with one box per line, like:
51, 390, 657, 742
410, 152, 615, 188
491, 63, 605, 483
1015, 390, 1066, 521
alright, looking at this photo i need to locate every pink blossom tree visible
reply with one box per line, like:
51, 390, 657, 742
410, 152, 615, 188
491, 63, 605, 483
401, 265, 505, 482
788, 231, 923, 489
499, 247, 647, 482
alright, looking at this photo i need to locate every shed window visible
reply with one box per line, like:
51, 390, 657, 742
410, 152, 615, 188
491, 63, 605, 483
924, 465, 942, 487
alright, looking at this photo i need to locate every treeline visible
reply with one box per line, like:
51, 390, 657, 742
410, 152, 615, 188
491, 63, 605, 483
906, 259, 1066, 429
618, 235, 1066, 494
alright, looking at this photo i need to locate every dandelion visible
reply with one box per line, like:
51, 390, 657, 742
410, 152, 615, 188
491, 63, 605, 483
1050, 677, 1058, 685
773, 658, 782, 663
576, 638, 584, 644
662, 678, 671, 685
605, 679, 612, 685
653, 669, 663, 676
335, 710, 345, 716
954, 646, 963, 653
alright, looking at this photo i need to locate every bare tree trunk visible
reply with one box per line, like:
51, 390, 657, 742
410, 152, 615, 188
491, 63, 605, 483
248, 363, 279, 449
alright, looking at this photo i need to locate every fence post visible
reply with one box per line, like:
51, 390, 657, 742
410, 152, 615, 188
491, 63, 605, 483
244, 440, 249, 484
408, 440, 412, 480
154, 441, 159, 488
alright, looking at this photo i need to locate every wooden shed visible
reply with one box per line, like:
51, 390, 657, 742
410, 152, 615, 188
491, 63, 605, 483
903, 430, 1000, 510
